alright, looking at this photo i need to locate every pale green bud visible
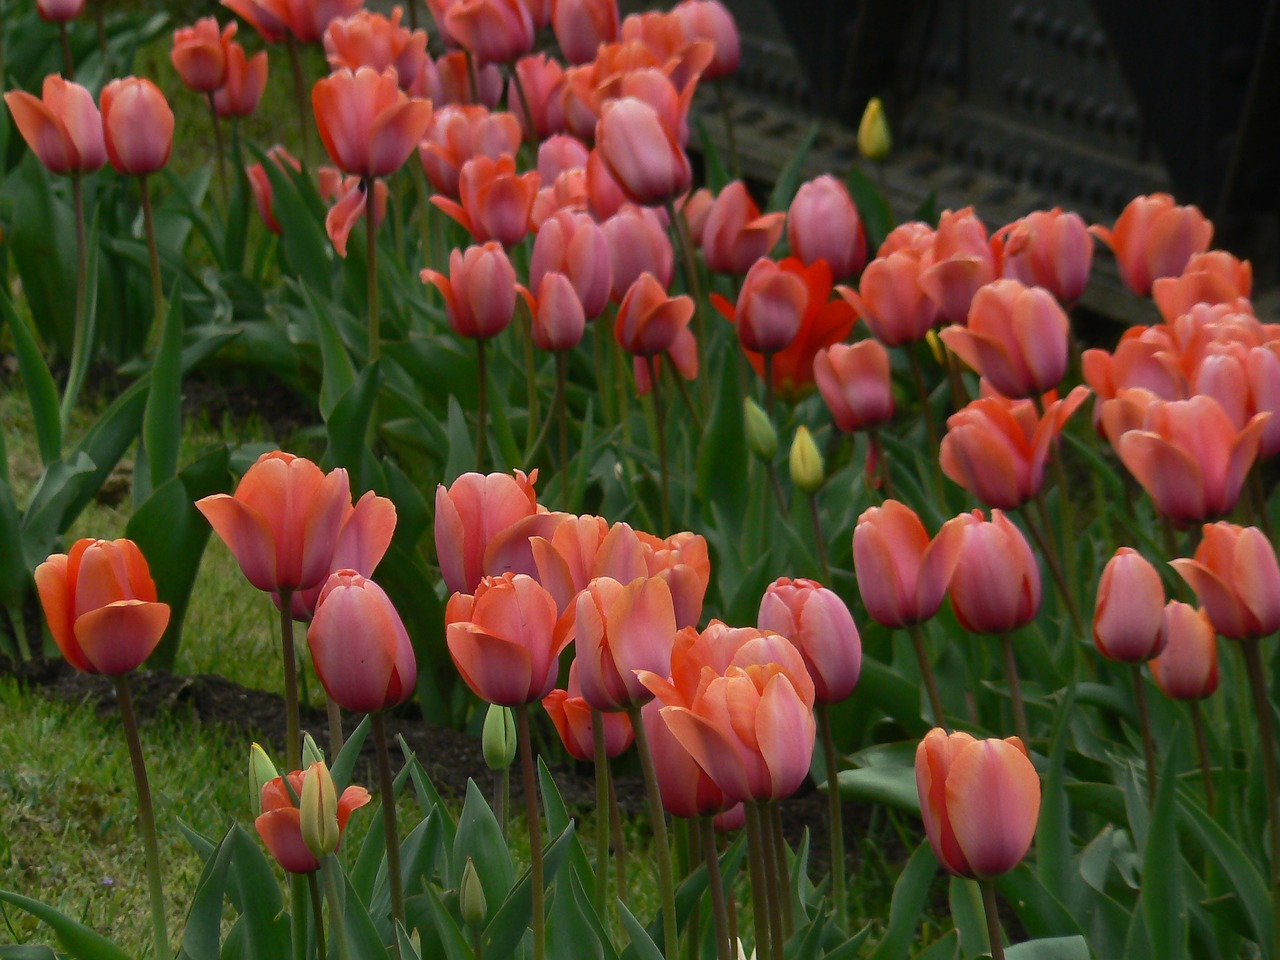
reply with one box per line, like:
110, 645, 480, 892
460, 857, 487, 928
302, 732, 325, 769
483, 704, 517, 771
249, 742, 279, 817
743, 397, 778, 461
789, 426, 825, 493
300, 761, 340, 859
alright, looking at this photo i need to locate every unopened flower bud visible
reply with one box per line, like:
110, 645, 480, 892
483, 704, 517, 770
925, 329, 946, 365
789, 426, 825, 493
858, 97, 891, 161
302, 732, 325, 768
460, 857, 487, 927
300, 761, 340, 859
249, 742, 279, 817
743, 397, 778, 460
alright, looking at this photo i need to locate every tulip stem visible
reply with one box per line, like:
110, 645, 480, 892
61, 173, 90, 429
371, 711, 405, 932
700, 816, 733, 960
278, 590, 301, 770
508, 67, 535, 143
807, 492, 833, 584
516, 706, 546, 960
556, 352, 570, 498
139, 175, 165, 352
1026, 499, 1084, 637
464, 50, 481, 106
206, 92, 228, 208
908, 624, 948, 730
1129, 664, 1158, 807
113, 675, 169, 960
592, 709, 611, 920
608, 773, 630, 906
59, 22, 75, 79
629, 706, 679, 959
664, 198, 708, 404
645, 355, 672, 532
816, 705, 847, 928
290, 872, 308, 960
980, 880, 1006, 960
475, 338, 489, 471
906, 347, 945, 497
322, 855, 354, 960
1241, 638, 1280, 958
285, 36, 312, 163
744, 802, 778, 960
765, 462, 791, 520
769, 803, 793, 936
1001, 634, 1030, 745
307, 871, 326, 960
763, 352, 775, 419
1190, 700, 1216, 815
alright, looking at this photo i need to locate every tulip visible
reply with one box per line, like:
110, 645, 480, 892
531, 210, 612, 320
299, 760, 340, 858
519, 272, 587, 352
530, 516, 647, 614
949, 510, 1040, 635
509, 53, 567, 140
596, 97, 691, 207
434, 469, 541, 596
671, 0, 739, 79
222, 0, 289, 43
757, 577, 860, 704
538, 135, 590, 181
321, 172, 390, 257
1152, 250, 1252, 322
572, 576, 677, 711
918, 208, 1000, 325
915, 728, 1040, 878
608, 66, 697, 148
246, 145, 300, 234
1171, 523, 1280, 640
1115, 394, 1267, 523
743, 397, 778, 459
171, 17, 237, 94
553, 0, 619, 63
837, 251, 940, 346
1093, 548, 1167, 663
323, 7, 429, 92
4, 75, 106, 175
788, 175, 867, 280
940, 386, 1090, 510
444, 0, 535, 66
995, 208, 1092, 305
1091, 193, 1213, 296
34, 538, 171, 675
857, 96, 891, 160
1150, 603, 1218, 700
615, 272, 695, 358
100, 77, 175, 176
256, 765, 370, 873
853, 500, 969, 628
446, 572, 567, 706
732, 257, 807, 353
213, 42, 269, 117
814, 340, 894, 433
483, 703, 518, 769
38, 0, 84, 21
312, 66, 433, 180
638, 530, 710, 630
603, 205, 674, 302
421, 242, 518, 341
285, 488, 397, 621
640, 698, 735, 817
543, 664, 635, 761
701, 181, 785, 276
432, 153, 539, 246
429, 50, 506, 107
418, 104, 523, 198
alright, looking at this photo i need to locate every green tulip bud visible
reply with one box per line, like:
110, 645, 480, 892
302, 732, 325, 768
858, 97, 892, 161
300, 761, 340, 859
249, 742, 279, 817
743, 397, 778, 461
483, 704, 517, 771
789, 426, 825, 493
460, 857, 487, 928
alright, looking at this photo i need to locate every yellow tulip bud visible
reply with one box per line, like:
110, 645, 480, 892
300, 761, 340, 859
789, 426, 825, 493
858, 97, 891, 161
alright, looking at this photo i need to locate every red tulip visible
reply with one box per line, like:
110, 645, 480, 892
444, 0, 535, 66
34, 538, 171, 675
995, 208, 1092, 304
323, 8, 429, 91
171, 17, 237, 94
596, 97, 691, 207
543, 663, 634, 760
918, 207, 1000, 325
1091, 193, 1213, 297
553, 0, 619, 64
571, 576, 677, 711
787, 175, 866, 279
196, 451, 351, 593
701, 181, 785, 275
915, 728, 1040, 878
4, 75, 106, 175
615, 272, 694, 358
101, 77, 175, 176
431, 153, 538, 246
213, 42, 269, 117
434, 469, 540, 596
421, 242, 518, 341
813, 340, 894, 433
256, 765, 370, 874
1093, 548, 1167, 663
312, 66, 433, 180
757, 577, 861, 704
1171, 523, 1280, 640
446, 573, 566, 706
853, 500, 968, 629
837, 251, 940, 346
1149, 603, 1218, 700
949, 510, 1040, 635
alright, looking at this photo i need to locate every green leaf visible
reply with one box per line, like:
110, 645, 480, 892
333, 714, 373, 790
0, 947, 58, 959
1036, 688, 1075, 901
867, 840, 938, 960
20, 452, 96, 566
618, 896, 665, 960
994, 865, 1086, 942
1142, 728, 1186, 960
481, 823, 576, 960
323, 361, 382, 475
845, 164, 895, 253
306, 285, 357, 421
251, 144, 333, 295
223, 824, 291, 958
225, 161, 251, 272
694, 353, 747, 520
695, 117, 730, 193
1177, 790, 1271, 950
1, 289, 61, 466
454, 779, 516, 916
444, 396, 475, 484
60, 208, 102, 428
418, 886, 475, 960
836, 765, 919, 814
0, 890, 133, 960
913, 929, 959, 960
856, 657, 931, 736
338, 864, 394, 960
947, 878, 988, 959
1003, 937, 1091, 960
765, 123, 818, 212
179, 827, 236, 960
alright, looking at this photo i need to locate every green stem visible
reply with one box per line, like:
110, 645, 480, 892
207, 92, 228, 207
1131, 664, 1157, 808
1026, 499, 1084, 637
278, 589, 300, 770
308, 871, 327, 960
371, 711, 404, 929
291, 873, 309, 960
815, 705, 846, 928
608, 773, 630, 905
113, 676, 168, 960
326, 695, 344, 759
139, 175, 164, 352
646, 355, 671, 532
907, 347, 945, 496
60, 21, 75, 79
508, 65, 535, 143
980, 879, 1006, 960
517, 706, 546, 960
907, 624, 947, 730
322, 855, 354, 960
592, 709, 611, 919
663, 198, 707, 404
1240, 638, 1280, 960
713, 80, 741, 179
365, 177, 380, 363
744, 802, 777, 960
464, 49, 480, 105
1001, 634, 1030, 745
807, 491, 832, 584
768, 803, 792, 936
286, 36, 312, 163
61, 173, 89, 428
765, 462, 791, 520
556, 352, 570, 502
700, 816, 733, 960
763, 352, 775, 419
629, 706, 678, 959
1190, 699, 1216, 816
476, 337, 488, 471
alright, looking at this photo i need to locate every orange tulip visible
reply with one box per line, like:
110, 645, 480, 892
509, 53, 567, 140
994, 207, 1092, 305
312, 66, 433, 180
949, 510, 1040, 635
446, 573, 567, 706
4, 75, 106, 175
434, 469, 541, 596
853, 500, 968, 629
1093, 548, 1167, 663
1171, 523, 1280, 640
256, 765, 370, 874
638, 529, 710, 630
431, 153, 539, 246
701, 181, 785, 276
101, 77, 175, 176
519, 272, 587, 352
543, 663, 634, 761
530, 516, 647, 614
615, 272, 694, 358
320, 170, 390, 257
421, 242, 518, 341
285, 489, 396, 621
640, 697, 736, 818
195, 451, 351, 593
1150, 602, 1218, 700
1091, 193, 1213, 297
1152, 250, 1252, 322
34, 539, 171, 675
213, 42, 269, 117
915, 728, 1040, 878
757, 577, 861, 704
572, 576, 677, 711
171, 17, 237, 94
731, 256, 807, 353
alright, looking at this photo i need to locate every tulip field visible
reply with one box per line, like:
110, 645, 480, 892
3, 0, 1280, 958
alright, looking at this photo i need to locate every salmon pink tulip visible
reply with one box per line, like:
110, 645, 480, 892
949, 510, 1040, 635
519, 272, 587, 351
571, 576, 677, 711
312, 66, 433, 179
531, 210, 612, 320
509, 54, 566, 140
701, 181, 785, 276
638, 530, 710, 630
321, 172, 390, 257
1152, 250, 1252, 322
429, 51, 505, 107
1150, 603, 1218, 700
308, 571, 417, 711
757, 577, 861, 704
4, 76, 106, 175
256, 765, 370, 874
446, 573, 567, 706
213, 42, 269, 117
323, 8, 429, 91
814, 340, 894, 433
101, 77, 175, 175
641, 698, 735, 818
672, 0, 739, 79
285, 490, 396, 621
615, 272, 695, 358
1171, 523, 1280, 640
417, 105, 523, 198
1093, 548, 1167, 663
537, 135, 590, 182
543, 663, 634, 760
34, 538, 171, 675
1091, 193, 1213, 296
603, 205, 674, 301
171, 17, 237, 94
221, 0, 289, 43
596, 97, 691, 207
196, 452, 351, 594
837, 251, 940, 346
444, 0, 535, 65
732, 256, 807, 353
421, 242, 518, 341
434, 469, 541, 596
915, 728, 1040, 878
919, 207, 1000, 325
530, 516, 648, 614
787, 174, 867, 279
853, 500, 968, 629
431, 153, 539, 246
247, 145, 301, 234
995, 208, 1092, 304
553, 0, 619, 63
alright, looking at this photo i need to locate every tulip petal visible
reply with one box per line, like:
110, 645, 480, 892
73, 600, 171, 675
446, 622, 535, 706
946, 739, 1040, 878
196, 494, 280, 591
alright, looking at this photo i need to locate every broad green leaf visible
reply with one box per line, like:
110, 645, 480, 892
914, 929, 959, 960
1037, 688, 1075, 901
618, 896, 665, 960
339, 864, 393, 960
0, 890, 132, 960
481, 823, 576, 960
333, 714, 373, 790
444, 396, 476, 483
1003, 937, 1091, 960
179, 827, 236, 960
1177, 791, 1271, 950
323, 361, 382, 475
947, 878, 988, 959
867, 840, 938, 960
0, 947, 58, 959
1143, 729, 1186, 960
419, 885, 476, 960
994, 865, 1086, 942
252, 144, 333, 294
836, 765, 919, 814
765, 123, 818, 212
695, 355, 747, 520
454, 779, 516, 914
305, 285, 357, 421
223, 824, 291, 957
20, 452, 96, 566
845, 163, 895, 253
1, 289, 61, 465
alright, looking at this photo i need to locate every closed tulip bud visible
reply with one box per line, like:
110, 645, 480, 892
445, 0, 535, 66
788, 175, 867, 280
249, 743, 279, 817
1171, 523, 1280, 640
38, 0, 84, 22
552, 0, 619, 64
101, 77, 175, 176
214, 42, 269, 118
483, 704, 518, 770
520, 272, 587, 351
603, 205, 674, 302
171, 17, 237, 94
672, 0, 739, 79
996, 208, 1092, 305
950, 510, 1041, 635
837, 252, 940, 347
814, 340, 894, 433
758, 577, 861, 704
596, 97, 691, 207
1150, 603, 1218, 700
422, 242, 518, 341
857, 97, 891, 161
743, 397, 778, 460
572, 576, 677, 711
460, 858, 488, 927
300, 761, 340, 859
789, 426, 825, 493
1093, 548, 1167, 663
1090, 193, 1213, 296
302, 732, 325, 768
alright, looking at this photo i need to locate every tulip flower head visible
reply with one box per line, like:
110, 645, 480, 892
542, 662, 634, 761
519, 272, 588, 352
172, 17, 238, 94
39, 0, 85, 21
312, 66, 433, 180
757, 577, 861, 704
995, 208, 1092, 305
530, 210, 613, 320
813, 339, 894, 434
918, 207, 1000, 325
915, 728, 1040, 878
787, 174, 867, 280
596, 97, 691, 207
444, 0, 536, 65
35, 538, 171, 675
857, 96, 891, 160
323, 7, 429, 91
701, 181, 786, 276
213, 42, 269, 117
431, 153, 539, 246
671, 0, 739, 79
101, 77, 175, 176
1171, 523, 1280, 641
615, 272, 695, 358
4, 75, 107, 176
1093, 547, 1167, 663
949, 510, 1041, 635
422, 242, 519, 342
853, 500, 969, 629
256, 764, 370, 874
837, 251, 940, 347
571, 576, 677, 711
1149, 602, 1218, 700
1091, 193, 1213, 297
552, 0, 620, 64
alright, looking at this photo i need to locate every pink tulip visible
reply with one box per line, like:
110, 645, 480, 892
171, 17, 237, 94
4, 75, 106, 175
732, 257, 808, 354
428, 51, 505, 107
813, 340, 894, 433
949, 510, 1040, 635
537, 135, 590, 182
421, 242, 518, 341
1149, 603, 1218, 700
614, 272, 694, 358
286, 490, 397, 621
508, 54, 566, 140
671, 0, 739, 79
323, 7, 429, 92
531, 210, 613, 320
995, 208, 1092, 304
38, 0, 84, 21
311, 66, 433, 179
213, 42, 269, 117
837, 251, 940, 346
519, 272, 587, 352
701, 181, 785, 276
222, 0, 289, 43
641, 697, 735, 818
1171, 523, 1280, 640
637, 530, 710, 630
246, 145, 301, 234
552, 0, 619, 63
596, 97, 691, 207
918, 208, 1000, 325
444, 0, 535, 66
432, 153, 538, 246
1091, 193, 1213, 297
543, 663, 634, 760
853, 500, 969, 629
572, 576, 677, 711
1152, 250, 1252, 323
787, 175, 866, 279
101, 77, 175, 176
417, 105, 523, 198
602, 205, 674, 302
757, 577, 861, 704
434, 469, 540, 596
1093, 548, 1167, 663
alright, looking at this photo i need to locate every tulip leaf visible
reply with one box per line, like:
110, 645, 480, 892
481, 822, 576, 960
948, 878, 988, 959
537, 757, 594, 884
444, 396, 476, 485
695, 352, 748, 521
332, 714, 373, 790
867, 840, 938, 960
222, 824, 290, 957
695, 117, 731, 194
250, 144, 333, 296
618, 897, 665, 960
0, 288, 61, 466
0, 481, 28, 616
455, 779, 516, 915
837, 764, 919, 815
323, 361, 382, 476
1036, 687, 1076, 903
179, 827, 236, 960
844, 163, 896, 254
0, 947, 58, 959
59, 209, 103, 429
225, 161, 251, 273
994, 864, 1086, 941
378, 544, 451, 728
766, 122, 818, 213
548, 873, 605, 960
567, 399, 596, 514
418, 885, 475, 960
1003, 936, 1091, 960
914, 929, 960, 959
20, 452, 97, 567
2, 156, 75, 358
339, 866, 393, 960
0, 890, 132, 960
176, 818, 218, 863
1142, 728, 1186, 960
